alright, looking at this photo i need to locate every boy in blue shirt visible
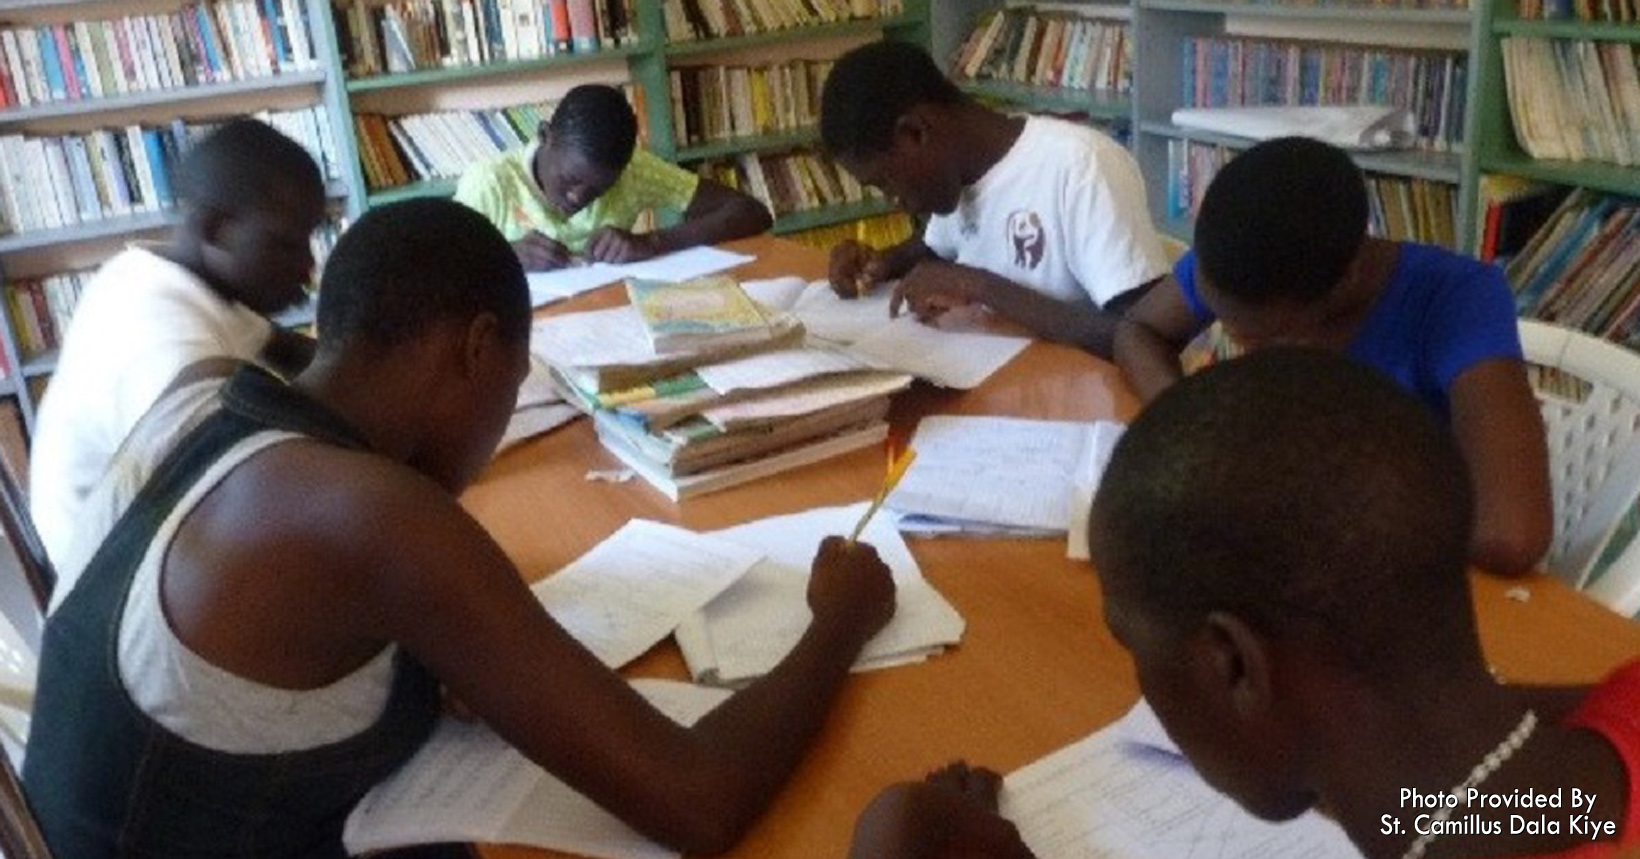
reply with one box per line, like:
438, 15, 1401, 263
1114, 137, 1550, 575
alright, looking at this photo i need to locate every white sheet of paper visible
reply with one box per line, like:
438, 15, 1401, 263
848, 316, 1029, 389
518, 357, 565, 409
676, 503, 964, 684
531, 306, 657, 369
532, 520, 762, 668
889, 416, 1092, 532
740, 276, 809, 313
525, 246, 755, 307
791, 279, 896, 344
496, 403, 581, 454
693, 347, 870, 395
1067, 422, 1126, 561
1002, 700, 1362, 859
343, 679, 731, 859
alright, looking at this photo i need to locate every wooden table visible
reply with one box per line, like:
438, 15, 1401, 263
468, 236, 1640, 859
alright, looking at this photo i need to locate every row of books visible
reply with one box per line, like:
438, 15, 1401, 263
1508, 188, 1640, 347
669, 58, 830, 148
4, 269, 88, 362
0, 106, 341, 237
951, 9, 1131, 95
334, 0, 637, 79
661, 0, 904, 41
1181, 37, 1467, 152
782, 211, 913, 252
1520, 0, 1634, 22
354, 102, 553, 190
1166, 139, 1459, 248
1502, 38, 1640, 168
696, 148, 876, 217
0, 0, 318, 112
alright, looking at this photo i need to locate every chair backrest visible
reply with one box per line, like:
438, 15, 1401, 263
1519, 319, 1640, 613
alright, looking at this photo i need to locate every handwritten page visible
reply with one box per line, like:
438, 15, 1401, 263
532, 520, 762, 668
849, 316, 1029, 390
674, 502, 964, 685
344, 679, 732, 859
532, 307, 659, 369
1002, 700, 1362, 859
889, 416, 1100, 533
1067, 422, 1127, 561
693, 347, 870, 395
525, 246, 755, 307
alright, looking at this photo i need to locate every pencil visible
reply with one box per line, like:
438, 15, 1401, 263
849, 444, 917, 544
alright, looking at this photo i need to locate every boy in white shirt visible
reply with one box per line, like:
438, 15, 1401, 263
819, 41, 1169, 357
29, 118, 325, 567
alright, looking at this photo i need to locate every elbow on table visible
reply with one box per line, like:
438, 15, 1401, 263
640, 766, 769, 856
1472, 521, 1552, 578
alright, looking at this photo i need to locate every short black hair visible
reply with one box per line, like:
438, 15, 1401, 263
316, 199, 530, 351
546, 84, 637, 171
1194, 137, 1369, 305
1091, 348, 1477, 684
174, 118, 323, 215
820, 40, 964, 160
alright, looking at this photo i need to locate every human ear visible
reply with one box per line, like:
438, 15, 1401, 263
892, 109, 932, 149
461, 312, 502, 380
1202, 611, 1274, 721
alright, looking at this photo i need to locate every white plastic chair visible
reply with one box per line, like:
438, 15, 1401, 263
1519, 319, 1640, 616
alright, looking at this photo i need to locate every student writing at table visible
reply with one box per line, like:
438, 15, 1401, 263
1113, 137, 1551, 575
846, 350, 1640, 859
454, 83, 772, 271
24, 199, 896, 859
29, 118, 325, 572
818, 41, 1170, 357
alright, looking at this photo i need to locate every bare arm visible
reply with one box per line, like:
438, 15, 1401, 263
1448, 358, 1553, 576
365, 477, 895, 854
586, 180, 772, 264
1112, 275, 1208, 402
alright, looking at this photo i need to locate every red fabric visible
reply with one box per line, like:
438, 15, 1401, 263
1484, 660, 1640, 859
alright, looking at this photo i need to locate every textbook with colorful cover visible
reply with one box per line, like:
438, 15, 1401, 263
625, 275, 774, 354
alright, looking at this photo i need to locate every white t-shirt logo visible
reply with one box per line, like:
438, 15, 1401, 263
1007, 210, 1046, 271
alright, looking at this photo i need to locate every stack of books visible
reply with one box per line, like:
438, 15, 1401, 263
669, 58, 831, 147
532, 276, 912, 499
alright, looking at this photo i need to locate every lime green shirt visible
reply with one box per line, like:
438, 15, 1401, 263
453, 144, 700, 253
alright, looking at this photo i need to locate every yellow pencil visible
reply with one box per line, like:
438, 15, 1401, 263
848, 443, 917, 544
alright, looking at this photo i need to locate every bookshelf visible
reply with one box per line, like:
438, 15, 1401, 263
0, 0, 356, 441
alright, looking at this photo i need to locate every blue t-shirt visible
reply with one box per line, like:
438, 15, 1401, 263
1174, 243, 1523, 419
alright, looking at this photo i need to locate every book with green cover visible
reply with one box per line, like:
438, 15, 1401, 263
626, 275, 774, 354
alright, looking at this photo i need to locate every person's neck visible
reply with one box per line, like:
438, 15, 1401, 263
291, 355, 428, 465
1318, 669, 1565, 859
954, 106, 1029, 188
1314, 237, 1401, 350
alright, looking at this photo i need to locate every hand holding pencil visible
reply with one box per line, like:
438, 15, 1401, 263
850, 443, 918, 544
828, 239, 890, 300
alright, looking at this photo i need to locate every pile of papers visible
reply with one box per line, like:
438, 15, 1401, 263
676, 502, 966, 685
886, 416, 1125, 549
533, 284, 912, 501
344, 507, 964, 859
494, 355, 582, 456
743, 277, 1032, 390
1004, 700, 1361, 858
523, 245, 754, 307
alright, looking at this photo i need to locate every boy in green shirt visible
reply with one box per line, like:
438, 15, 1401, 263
455, 84, 772, 270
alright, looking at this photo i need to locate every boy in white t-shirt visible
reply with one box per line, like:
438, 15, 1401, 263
819, 41, 1169, 356
29, 118, 326, 567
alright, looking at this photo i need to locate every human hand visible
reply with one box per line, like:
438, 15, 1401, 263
829, 239, 891, 300
808, 535, 896, 644
891, 259, 991, 323
585, 226, 660, 264
924, 761, 1004, 811
512, 232, 576, 271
